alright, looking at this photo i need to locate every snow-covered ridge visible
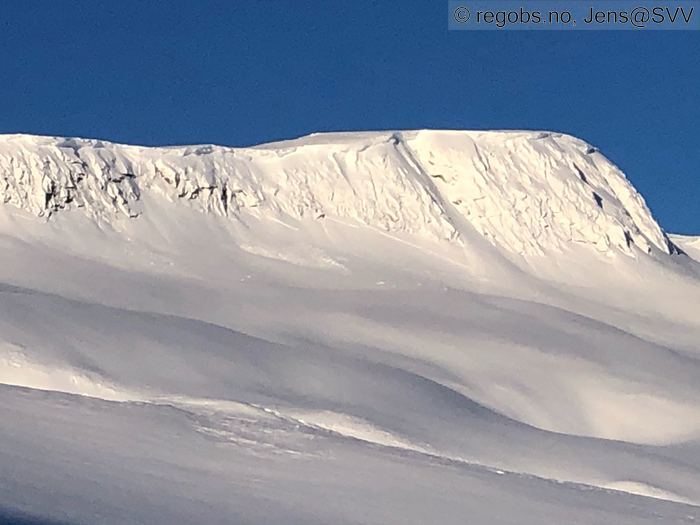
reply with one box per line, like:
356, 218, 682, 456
670, 234, 700, 262
0, 130, 675, 257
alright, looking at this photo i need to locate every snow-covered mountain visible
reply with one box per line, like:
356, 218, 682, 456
0, 131, 698, 525
0, 130, 679, 258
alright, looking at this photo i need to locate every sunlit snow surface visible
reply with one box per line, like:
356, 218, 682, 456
0, 131, 698, 524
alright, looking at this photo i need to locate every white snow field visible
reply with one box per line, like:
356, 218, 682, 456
0, 130, 698, 524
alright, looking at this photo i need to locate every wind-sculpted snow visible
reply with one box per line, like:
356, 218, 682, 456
2, 281, 700, 510
0, 130, 675, 257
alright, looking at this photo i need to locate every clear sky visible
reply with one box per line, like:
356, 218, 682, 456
0, 1, 697, 233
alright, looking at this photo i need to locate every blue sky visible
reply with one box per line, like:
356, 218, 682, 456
0, 1, 697, 233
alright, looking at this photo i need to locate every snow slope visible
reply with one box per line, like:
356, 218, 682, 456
0, 130, 698, 524
672, 234, 700, 262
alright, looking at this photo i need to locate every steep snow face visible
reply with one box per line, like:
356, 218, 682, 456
0, 130, 673, 259
404, 131, 671, 256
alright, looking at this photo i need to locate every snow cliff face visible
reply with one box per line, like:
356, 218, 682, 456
0, 130, 674, 258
